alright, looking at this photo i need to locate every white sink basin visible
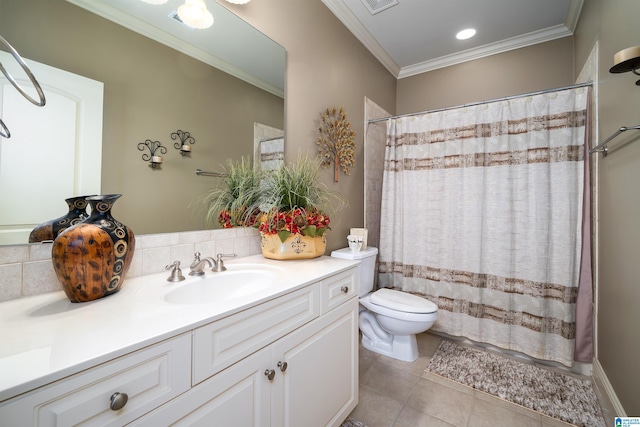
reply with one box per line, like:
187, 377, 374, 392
163, 266, 281, 305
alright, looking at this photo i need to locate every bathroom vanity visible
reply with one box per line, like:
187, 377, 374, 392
0, 255, 359, 426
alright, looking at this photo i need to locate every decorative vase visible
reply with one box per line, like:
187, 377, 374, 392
260, 233, 327, 260
52, 194, 136, 303
28, 195, 93, 243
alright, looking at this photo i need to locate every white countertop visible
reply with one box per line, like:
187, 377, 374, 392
0, 255, 358, 402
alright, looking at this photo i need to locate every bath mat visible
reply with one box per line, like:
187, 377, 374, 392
340, 416, 368, 427
426, 341, 605, 427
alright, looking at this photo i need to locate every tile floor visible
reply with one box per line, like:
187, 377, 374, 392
348, 332, 615, 427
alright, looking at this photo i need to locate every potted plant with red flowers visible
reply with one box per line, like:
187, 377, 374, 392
255, 155, 344, 260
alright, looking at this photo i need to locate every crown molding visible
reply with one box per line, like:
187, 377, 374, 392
65, 0, 284, 98
321, 0, 400, 77
565, 0, 585, 32
323, 0, 582, 80
398, 24, 573, 79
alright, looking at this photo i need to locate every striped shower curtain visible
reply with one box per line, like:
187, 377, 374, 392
378, 87, 591, 366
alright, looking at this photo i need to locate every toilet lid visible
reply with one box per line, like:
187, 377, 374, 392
370, 288, 437, 314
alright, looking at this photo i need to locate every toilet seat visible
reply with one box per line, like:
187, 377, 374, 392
359, 292, 438, 323
370, 288, 437, 314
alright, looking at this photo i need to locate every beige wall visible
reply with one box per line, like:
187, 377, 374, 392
1, 0, 284, 235
396, 37, 575, 114
224, 0, 397, 252
574, 0, 640, 414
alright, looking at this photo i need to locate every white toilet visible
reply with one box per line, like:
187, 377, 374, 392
331, 247, 438, 362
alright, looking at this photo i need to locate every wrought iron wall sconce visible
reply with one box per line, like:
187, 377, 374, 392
137, 139, 167, 168
610, 46, 640, 86
171, 130, 195, 156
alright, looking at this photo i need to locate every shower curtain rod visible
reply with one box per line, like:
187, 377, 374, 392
367, 81, 593, 124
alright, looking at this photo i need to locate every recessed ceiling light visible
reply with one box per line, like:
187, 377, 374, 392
456, 28, 476, 40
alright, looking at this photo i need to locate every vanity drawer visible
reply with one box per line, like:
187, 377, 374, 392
0, 334, 191, 427
321, 268, 357, 313
192, 284, 319, 385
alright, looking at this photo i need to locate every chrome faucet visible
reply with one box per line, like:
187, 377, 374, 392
189, 252, 216, 276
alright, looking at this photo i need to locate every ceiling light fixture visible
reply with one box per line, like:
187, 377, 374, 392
177, 0, 214, 29
456, 28, 476, 40
224, 0, 252, 4
140, 0, 169, 4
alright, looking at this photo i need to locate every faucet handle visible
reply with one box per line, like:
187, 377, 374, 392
214, 253, 236, 272
165, 261, 185, 282
190, 252, 202, 269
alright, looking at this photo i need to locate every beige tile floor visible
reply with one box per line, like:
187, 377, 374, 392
348, 332, 615, 427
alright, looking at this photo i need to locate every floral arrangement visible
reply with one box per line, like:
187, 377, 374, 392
255, 155, 344, 243
203, 157, 262, 229
218, 207, 258, 229
257, 207, 331, 243
204, 155, 344, 244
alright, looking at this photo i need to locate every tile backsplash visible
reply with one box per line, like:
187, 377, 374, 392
0, 228, 262, 302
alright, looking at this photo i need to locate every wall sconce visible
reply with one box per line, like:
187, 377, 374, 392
610, 46, 640, 86
171, 130, 196, 156
137, 140, 167, 169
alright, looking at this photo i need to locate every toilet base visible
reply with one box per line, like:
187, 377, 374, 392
361, 333, 419, 362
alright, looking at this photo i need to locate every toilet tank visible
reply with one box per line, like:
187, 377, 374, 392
331, 247, 378, 297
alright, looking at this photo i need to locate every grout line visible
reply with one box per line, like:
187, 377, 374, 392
390, 374, 419, 427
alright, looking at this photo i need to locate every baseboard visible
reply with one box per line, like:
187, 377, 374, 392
592, 357, 626, 416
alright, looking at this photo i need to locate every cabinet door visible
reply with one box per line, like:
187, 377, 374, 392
131, 347, 271, 427
271, 298, 358, 427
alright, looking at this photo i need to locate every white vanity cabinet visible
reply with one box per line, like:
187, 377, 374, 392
132, 269, 358, 427
0, 261, 358, 427
0, 333, 192, 427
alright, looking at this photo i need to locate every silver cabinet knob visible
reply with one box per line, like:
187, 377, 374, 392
264, 369, 276, 381
277, 361, 288, 372
341, 286, 349, 293
110, 392, 128, 411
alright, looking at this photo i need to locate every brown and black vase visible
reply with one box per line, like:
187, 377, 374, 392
52, 194, 136, 303
29, 195, 93, 243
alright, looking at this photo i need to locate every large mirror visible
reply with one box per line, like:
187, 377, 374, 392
0, 0, 285, 244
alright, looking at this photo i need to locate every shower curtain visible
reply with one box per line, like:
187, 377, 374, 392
378, 87, 592, 366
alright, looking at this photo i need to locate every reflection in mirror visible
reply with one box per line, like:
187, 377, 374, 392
0, 0, 285, 245
253, 123, 285, 172
0, 52, 103, 245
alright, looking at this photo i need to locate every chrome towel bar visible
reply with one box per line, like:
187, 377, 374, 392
195, 169, 226, 177
589, 125, 640, 157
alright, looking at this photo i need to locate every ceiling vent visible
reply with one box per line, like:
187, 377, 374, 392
361, 0, 399, 15
168, 10, 195, 30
